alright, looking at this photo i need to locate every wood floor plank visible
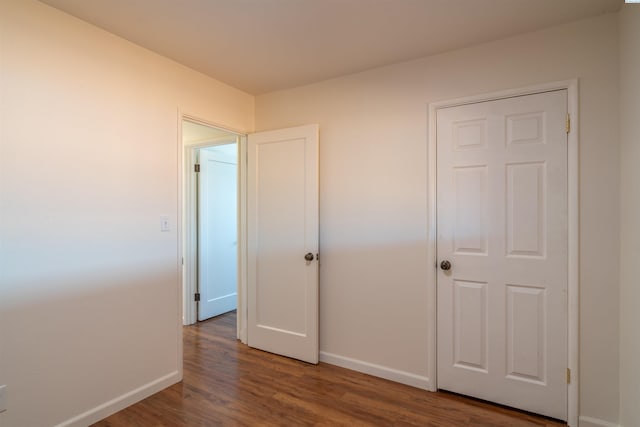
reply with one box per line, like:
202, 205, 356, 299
92, 311, 566, 426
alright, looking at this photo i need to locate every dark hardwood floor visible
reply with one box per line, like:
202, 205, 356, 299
92, 311, 566, 426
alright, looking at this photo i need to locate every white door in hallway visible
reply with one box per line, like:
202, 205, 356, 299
436, 90, 568, 420
247, 124, 319, 364
198, 145, 238, 321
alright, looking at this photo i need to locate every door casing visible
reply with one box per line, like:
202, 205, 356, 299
427, 80, 579, 427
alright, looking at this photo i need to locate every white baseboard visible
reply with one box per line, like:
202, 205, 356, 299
319, 351, 432, 390
55, 371, 181, 427
579, 415, 620, 427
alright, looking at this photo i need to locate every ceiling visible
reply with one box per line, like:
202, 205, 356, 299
40, 0, 622, 95
182, 120, 237, 143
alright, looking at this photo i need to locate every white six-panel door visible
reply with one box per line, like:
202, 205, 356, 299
247, 124, 319, 364
436, 90, 568, 420
198, 145, 238, 321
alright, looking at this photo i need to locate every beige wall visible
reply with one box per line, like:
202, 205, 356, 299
0, 0, 253, 425
0, 1, 629, 425
256, 14, 620, 425
619, 5, 640, 427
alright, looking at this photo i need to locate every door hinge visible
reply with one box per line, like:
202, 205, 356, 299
194, 293, 200, 302
194, 164, 200, 173
566, 368, 571, 384
566, 114, 571, 134
181, 257, 184, 265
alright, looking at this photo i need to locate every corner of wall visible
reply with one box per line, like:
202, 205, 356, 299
618, 4, 640, 427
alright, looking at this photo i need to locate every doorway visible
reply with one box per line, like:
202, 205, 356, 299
179, 117, 320, 362
182, 118, 243, 332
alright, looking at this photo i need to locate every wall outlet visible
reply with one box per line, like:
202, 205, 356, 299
0, 384, 7, 413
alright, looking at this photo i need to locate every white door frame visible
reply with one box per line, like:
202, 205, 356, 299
178, 113, 249, 344
427, 79, 579, 427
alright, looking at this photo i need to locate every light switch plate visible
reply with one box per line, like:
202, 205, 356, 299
0, 384, 7, 413
160, 216, 170, 232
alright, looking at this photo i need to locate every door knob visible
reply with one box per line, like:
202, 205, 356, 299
440, 260, 452, 271
304, 253, 314, 261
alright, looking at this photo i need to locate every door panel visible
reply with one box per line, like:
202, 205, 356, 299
453, 279, 488, 372
453, 165, 488, 255
198, 145, 238, 321
506, 284, 546, 383
436, 90, 568, 420
506, 162, 546, 257
248, 124, 319, 364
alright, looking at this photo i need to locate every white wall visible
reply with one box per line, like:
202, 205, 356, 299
256, 14, 620, 425
619, 5, 640, 427
0, 1, 628, 425
0, 0, 253, 426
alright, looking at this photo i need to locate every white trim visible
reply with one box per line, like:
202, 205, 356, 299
182, 115, 247, 137
320, 352, 432, 390
566, 80, 580, 427
578, 416, 620, 427
427, 97, 438, 393
426, 79, 579, 426
54, 371, 180, 427
176, 113, 185, 381
183, 144, 197, 325
238, 135, 248, 344
428, 79, 579, 109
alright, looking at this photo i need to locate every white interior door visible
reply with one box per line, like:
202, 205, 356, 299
198, 144, 238, 321
247, 124, 319, 364
436, 90, 568, 420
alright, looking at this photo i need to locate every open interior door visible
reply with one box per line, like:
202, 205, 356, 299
198, 145, 238, 321
247, 124, 319, 364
